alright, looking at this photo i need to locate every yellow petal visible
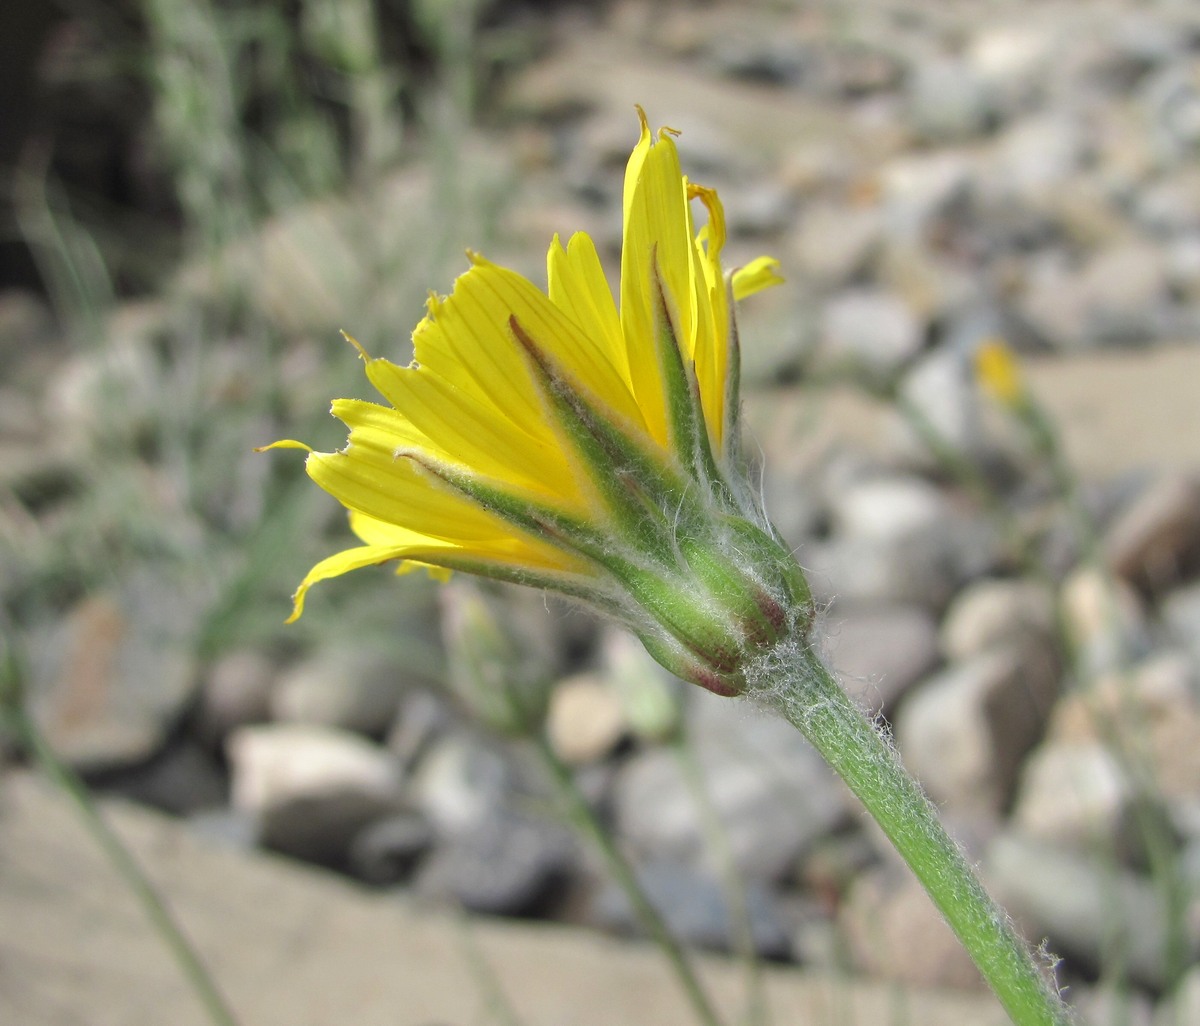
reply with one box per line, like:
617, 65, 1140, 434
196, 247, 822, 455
287, 542, 414, 622
687, 182, 731, 448
547, 232, 627, 389
254, 439, 313, 453
309, 399, 563, 531
732, 256, 784, 301
620, 111, 695, 449
467, 256, 649, 437
356, 353, 584, 513
348, 508, 588, 575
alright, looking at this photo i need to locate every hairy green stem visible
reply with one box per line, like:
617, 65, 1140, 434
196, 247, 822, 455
757, 646, 1073, 1026
531, 731, 726, 1026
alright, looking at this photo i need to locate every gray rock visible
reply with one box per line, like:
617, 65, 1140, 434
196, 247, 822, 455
939, 302, 1046, 361
591, 859, 791, 959
708, 33, 810, 87
1167, 234, 1200, 302
820, 604, 940, 717
1045, 652, 1200, 840
894, 643, 1061, 815
792, 201, 883, 285
0, 769, 1019, 1026
437, 579, 561, 735
197, 649, 275, 742
347, 812, 434, 885
735, 292, 816, 385
840, 868, 983, 991
49, 304, 164, 446
1163, 581, 1200, 665
1158, 966, 1200, 1026
987, 832, 1184, 990
940, 577, 1057, 662
1134, 168, 1200, 237
880, 151, 975, 240
1010, 741, 1139, 856
1096, 12, 1190, 87
805, 527, 971, 613
270, 647, 403, 737
817, 289, 924, 383
1141, 60, 1200, 162
749, 400, 827, 550
386, 688, 453, 768
545, 673, 629, 766
1060, 566, 1150, 677
829, 474, 950, 543
410, 734, 516, 837
0, 288, 56, 362
1018, 250, 1091, 350
894, 345, 986, 461
1021, 239, 1171, 349
779, 137, 859, 195
185, 806, 259, 851
600, 628, 686, 745
1076, 240, 1172, 346
1138, 699, 1200, 830
227, 723, 404, 866
25, 574, 200, 772
906, 58, 995, 143
721, 179, 794, 237
1071, 984, 1154, 1026
990, 113, 1086, 198
613, 694, 849, 883
965, 24, 1058, 115
1104, 474, 1200, 594
805, 498, 1001, 613
1052, 176, 1131, 249
102, 741, 227, 816
416, 809, 574, 916
878, 239, 985, 324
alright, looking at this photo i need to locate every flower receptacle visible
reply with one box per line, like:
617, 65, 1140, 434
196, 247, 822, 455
606, 515, 813, 696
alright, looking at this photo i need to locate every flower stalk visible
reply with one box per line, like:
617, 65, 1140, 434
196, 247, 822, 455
753, 643, 1072, 1026
532, 729, 727, 1026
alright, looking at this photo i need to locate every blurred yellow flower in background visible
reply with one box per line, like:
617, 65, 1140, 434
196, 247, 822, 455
974, 337, 1027, 407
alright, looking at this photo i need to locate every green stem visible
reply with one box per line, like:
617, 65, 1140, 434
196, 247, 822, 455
450, 907, 527, 1026
1022, 400, 1191, 986
758, 647, 1072, 1026
531, 731, 726, 1026
671, 738, 768, 1026
5, 706, 241, 1026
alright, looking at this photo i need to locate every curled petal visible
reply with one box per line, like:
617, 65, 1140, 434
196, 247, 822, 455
732, 257, 784, 301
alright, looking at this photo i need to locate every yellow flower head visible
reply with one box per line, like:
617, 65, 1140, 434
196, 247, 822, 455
265, 107, 806, 695
974, 337, 1026, 407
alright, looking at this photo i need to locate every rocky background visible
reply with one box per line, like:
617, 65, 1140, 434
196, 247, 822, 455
5, 1, 1200, 1024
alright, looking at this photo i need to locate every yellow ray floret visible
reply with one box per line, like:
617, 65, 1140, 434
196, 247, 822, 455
270, 107, 782, 617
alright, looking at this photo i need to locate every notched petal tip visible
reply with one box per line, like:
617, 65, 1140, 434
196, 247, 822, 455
634, 103, 651, 138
